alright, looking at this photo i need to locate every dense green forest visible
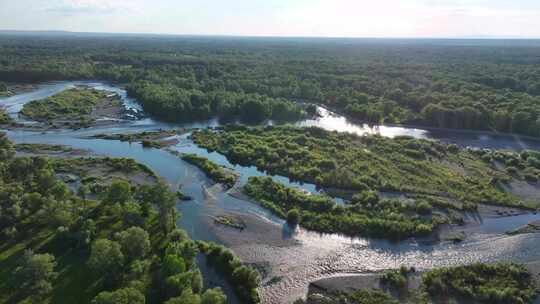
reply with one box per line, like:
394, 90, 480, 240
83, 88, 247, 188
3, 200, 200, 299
0, 132, 260, 304
1, 35, 540, 135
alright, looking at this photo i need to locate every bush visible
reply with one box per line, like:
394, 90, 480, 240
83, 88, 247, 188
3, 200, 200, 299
380, 269, 407, 290
422, 263, 537, 304
416, 200, 432, 215
286, 209, 300, 226
12, 250, 57, 299
447, 144, 459, 153
199, 242, 261, 304
92, 287, 145, 304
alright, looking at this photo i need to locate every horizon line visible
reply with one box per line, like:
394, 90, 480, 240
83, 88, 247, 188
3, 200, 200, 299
1, 29, 540, 40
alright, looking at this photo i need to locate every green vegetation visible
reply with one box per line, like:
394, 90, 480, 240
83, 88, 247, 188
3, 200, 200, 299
244, 176, 436, 239
423, 263, 538, 304
193, 125, 536, 210
15, 143, 75, 154
2, 36, 540, 135
298, 263, 539, 304
0, 82, 8, 97
507, 221, 540, 236
380, 266, 415, 291
21, 87, 109, 123
213, 215, 246, 230
286, 209, 300, 226
51, 157, 157, 181
176, 186, 192, 201
92, 130, 184, 149
127, 82, 308, 123
0, 108, 13, 125
190, 125, 540, 238
0, 132, 232, 304
295, 289, 399, 304
179, 153, 237, 189
198, 241, 261, 304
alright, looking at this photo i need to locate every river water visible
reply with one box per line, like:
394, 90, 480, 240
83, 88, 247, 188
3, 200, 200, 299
2, 81, 540, 303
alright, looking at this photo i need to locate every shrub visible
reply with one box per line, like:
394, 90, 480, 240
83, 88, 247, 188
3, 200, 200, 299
380, 269, 407, 290
423, 263, 537, 304
416, 200, 432, 215
286, 209, 300, 226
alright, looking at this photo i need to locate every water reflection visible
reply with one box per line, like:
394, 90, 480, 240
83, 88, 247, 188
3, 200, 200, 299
297, 107, 429, 139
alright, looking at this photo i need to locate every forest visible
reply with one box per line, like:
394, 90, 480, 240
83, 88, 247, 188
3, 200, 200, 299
0, 34, 540, 135
0, 132, 259, 304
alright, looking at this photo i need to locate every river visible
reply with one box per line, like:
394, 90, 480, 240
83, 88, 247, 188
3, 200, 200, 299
2, 81, 540, 303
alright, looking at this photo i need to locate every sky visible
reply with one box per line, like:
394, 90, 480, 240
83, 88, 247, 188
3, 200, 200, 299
0, 0, 539, 38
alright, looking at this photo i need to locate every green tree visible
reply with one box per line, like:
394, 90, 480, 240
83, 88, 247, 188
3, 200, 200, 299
165, 289, 201, 304
105, 180, 132, 204
77, 184, 90, 200
88, 239, 125, 282
122, 201, 145, 227
286, 209, 300, 226
201, 288, 227, 304
165, 272, 194, 298
191, 270, 203, 294
12, 250, 57, 299
163, 254, 187, 277
115, 227, 150, 261
92, 287, 145, 304
144, 181, 176, 233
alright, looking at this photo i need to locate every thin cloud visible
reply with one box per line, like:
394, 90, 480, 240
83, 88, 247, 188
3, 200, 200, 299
44, 0, 135, 15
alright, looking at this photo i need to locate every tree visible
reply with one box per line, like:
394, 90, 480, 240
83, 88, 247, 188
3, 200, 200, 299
88, 239, 125, 282
92, 287, 145, 304
165, 289, 200, 304
105, 180, 132, 204
12, 250, 57, 299
0, 82, 7, 92
115, 227, 150, 261
163, 254, 187, 277
77, 184, 90, 200
166, 241, 198, 268
168, 228, 189, 243
201, 288, 227, 304
122, 201, 145, 227
191, 270, 203, 294
51, 181, 70, 201
286, 209, 300, 226
165, 272, 194, 298
143, 181, 176, 233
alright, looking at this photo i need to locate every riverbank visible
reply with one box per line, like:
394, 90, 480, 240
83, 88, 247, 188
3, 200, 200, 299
306, 262, 540, 303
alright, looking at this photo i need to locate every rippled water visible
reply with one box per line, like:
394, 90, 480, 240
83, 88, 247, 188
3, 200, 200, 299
2, 81, 540, 304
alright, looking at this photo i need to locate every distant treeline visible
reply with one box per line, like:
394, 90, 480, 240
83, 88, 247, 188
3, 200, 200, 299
1, 35, 540, 135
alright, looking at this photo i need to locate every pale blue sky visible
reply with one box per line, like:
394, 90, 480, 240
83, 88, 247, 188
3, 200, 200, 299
1, 0, 539, 38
